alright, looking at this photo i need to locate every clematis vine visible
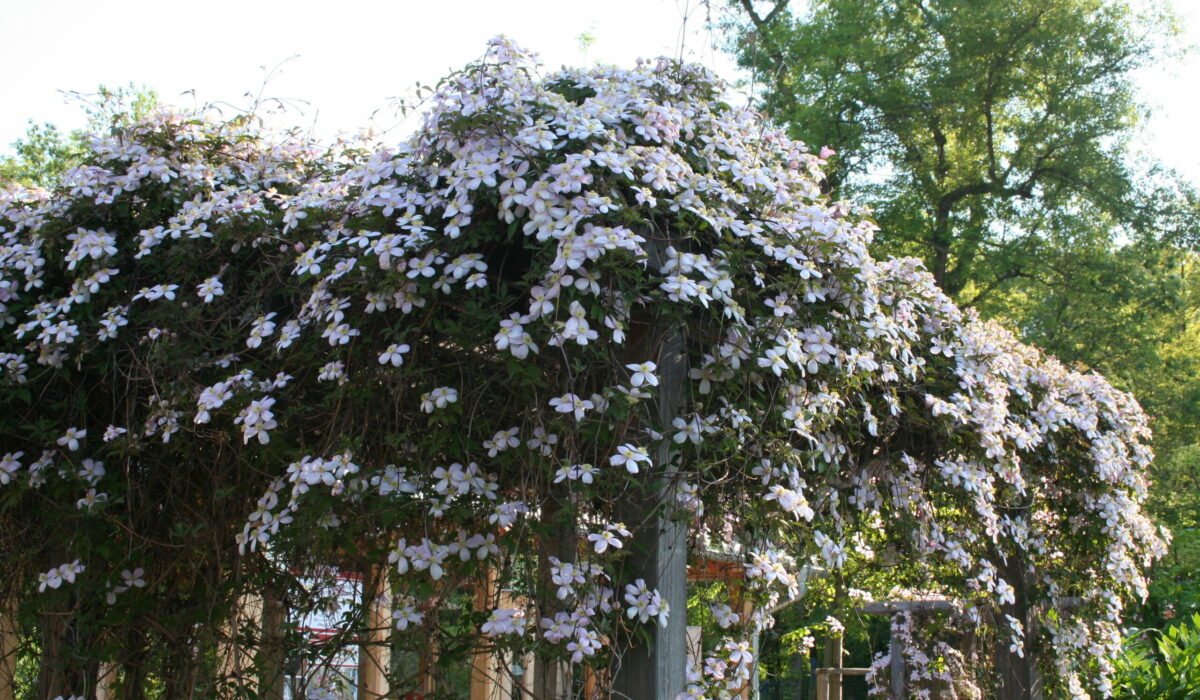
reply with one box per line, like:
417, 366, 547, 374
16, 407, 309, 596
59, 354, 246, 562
0, 36, 1166, 698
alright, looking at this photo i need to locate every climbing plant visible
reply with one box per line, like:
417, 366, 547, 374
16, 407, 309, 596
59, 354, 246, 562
0, 38, 1167, 698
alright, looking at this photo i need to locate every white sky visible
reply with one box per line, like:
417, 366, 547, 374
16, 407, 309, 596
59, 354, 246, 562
0, 1, 740, 143
2, 0, 1197, 184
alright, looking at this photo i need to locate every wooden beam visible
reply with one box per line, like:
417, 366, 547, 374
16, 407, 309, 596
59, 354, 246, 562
888, 633, 905, 699
859, 599, 953, 615
610, 240, 688, 700
358, 565, 391, 700
822, 632, 843, 700
0, 593, 17, 700
994, 555, 1043, 700
533, 499, 573, 699
686, 557, 742, 582
256, 593, 286, 700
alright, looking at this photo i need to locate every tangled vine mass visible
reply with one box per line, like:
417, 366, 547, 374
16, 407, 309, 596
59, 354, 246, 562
0, 38, 1168, 698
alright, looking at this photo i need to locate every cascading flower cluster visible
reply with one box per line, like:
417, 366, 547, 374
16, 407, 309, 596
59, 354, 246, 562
0, 37, 1166, 698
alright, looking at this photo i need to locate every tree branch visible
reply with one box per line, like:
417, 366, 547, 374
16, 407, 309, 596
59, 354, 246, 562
738, 0, 791, 30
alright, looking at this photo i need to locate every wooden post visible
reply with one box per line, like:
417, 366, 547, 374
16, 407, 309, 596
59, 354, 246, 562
685, 626, 703, 676
995, 557, 1042, 700
747, 627, 760, 700
36, 611, 68, 699
95, 662, 117, 700
256, 593, 286, 700
888, 631, 905, 700
732, 584, 755, 700
219, 591, 262, 695
0, 593, 17, 700
822, 632, 843, 700
358, 566, 391, 700
470, 575, 493, 700
582, 667, 601, 700
419, 642, 438, 696
610, 303, 688, 700
515, 651, 533, 698
470, 647, 493, 700
471, 569, 519, 700
859, 598, 957, 700
533, 498, 573, 699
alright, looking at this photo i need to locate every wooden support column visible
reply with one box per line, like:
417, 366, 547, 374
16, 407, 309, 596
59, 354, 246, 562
256, 593, 286, 700
358, 566, 391, 700
470, 572, 492, 700
822, 631, 844, 700
418, 643, 438, 696
219, 592, 262, 695
534, 498, 574, 699
0, 593, 17, 700
470, 569, 516, 700
995, 556, 1042, 700
729, 580, 755, 700
470, 647, 502, 700
611, 279, 688, 700
36, 610, 68, 699
95, 662, 117, 700
685, 626, 703, 677
888, 630, 905, 700
860, 598, 956, 700
748, 627, 760, 700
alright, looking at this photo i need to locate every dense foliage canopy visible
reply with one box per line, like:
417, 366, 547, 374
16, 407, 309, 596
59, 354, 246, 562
0, 38, 1168, 698
725, 3, 1200, 677
726, 0, 1200, 449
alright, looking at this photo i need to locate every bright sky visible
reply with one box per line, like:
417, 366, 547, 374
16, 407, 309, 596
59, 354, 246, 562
2, 0, 1197, 184
0, 1, 739, 143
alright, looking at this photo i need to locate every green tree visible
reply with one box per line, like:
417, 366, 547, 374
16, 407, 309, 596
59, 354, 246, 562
730, 0, 1189, 297
0, 84, 157, 188
0, 122, 80, 188
978, 235, 1200, 450
725, 0, 1200, 479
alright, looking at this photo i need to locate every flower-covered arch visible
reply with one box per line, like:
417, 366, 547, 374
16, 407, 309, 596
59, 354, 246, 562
0, 38, 1166, 699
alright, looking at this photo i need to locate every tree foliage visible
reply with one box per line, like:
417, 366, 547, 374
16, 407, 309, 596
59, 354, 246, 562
0, 85, 158, 189
725, 0, 1200, 444
731, 0, 1188, 291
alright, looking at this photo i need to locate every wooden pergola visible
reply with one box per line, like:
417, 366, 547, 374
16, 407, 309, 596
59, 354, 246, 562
186, 549, 759, 700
